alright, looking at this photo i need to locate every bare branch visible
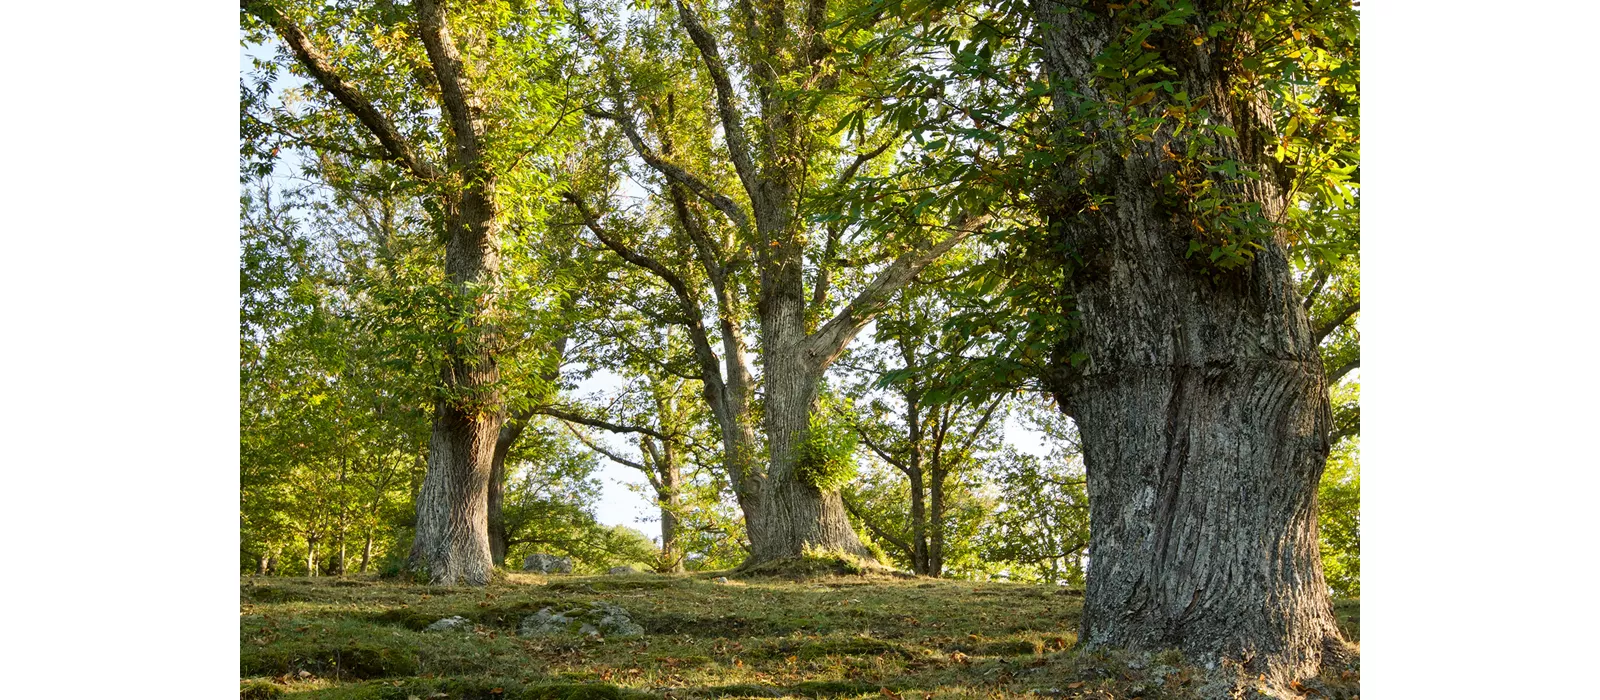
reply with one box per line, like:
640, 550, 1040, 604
538, 405, 675, 442
242, 0, 442, 180
833, 140, 896, 190
951, 397, 1005, 459
587, 107, 751, 229
852, 422, 911, 475
561, 422, 648, 472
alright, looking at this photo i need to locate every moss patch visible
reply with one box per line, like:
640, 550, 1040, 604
239, 573, 1358, 699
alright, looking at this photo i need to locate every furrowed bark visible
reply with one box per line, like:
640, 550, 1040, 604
1032, 0, 1344, 685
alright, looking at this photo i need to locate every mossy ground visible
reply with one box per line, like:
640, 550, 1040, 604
241, 572, 1359, 699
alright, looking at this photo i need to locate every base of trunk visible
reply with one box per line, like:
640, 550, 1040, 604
745, 480, 872, 566
1067, 362, 1344, 686
406, 400, 499, 586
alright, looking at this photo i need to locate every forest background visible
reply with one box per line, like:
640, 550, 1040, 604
2, 2, 1598, 698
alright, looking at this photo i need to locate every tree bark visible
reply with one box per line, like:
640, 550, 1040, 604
748, 337, 870, 563
360, 532, 374, 573
1032, 0, 1343, 683
487, 412, 529, 567
659, 442, 686, 573
905, 387, 930, 576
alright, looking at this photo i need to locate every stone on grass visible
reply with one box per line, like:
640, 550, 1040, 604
522, 553, 573, 574
423, 615, 474, 633
713, 576, 730, 584
518, 601, 644, 639
606, 564, 641, 575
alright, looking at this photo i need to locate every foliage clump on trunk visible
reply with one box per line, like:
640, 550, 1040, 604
793, 406, 860, 492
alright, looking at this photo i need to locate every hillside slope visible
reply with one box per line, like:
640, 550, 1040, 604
240, 570, 1359, 699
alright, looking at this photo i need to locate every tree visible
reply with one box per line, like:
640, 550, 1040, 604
978, 398, 1092, 586
240, 183, 431, 577
242, 0, 579, 584
835, 266, 1007, 577
554, 375, 705, 573
1026, 0, 1359, 684
566, 0, 992, 564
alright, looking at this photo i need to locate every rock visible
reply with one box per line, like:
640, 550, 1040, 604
423, 615, 474, 633
713, 576, 730, 584
519, 601, 644, 639
522, 553, 573, 574
606, 565, 641, 575
518, 608, 580, 637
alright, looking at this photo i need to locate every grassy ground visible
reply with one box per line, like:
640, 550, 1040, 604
240, 569, 1359, 699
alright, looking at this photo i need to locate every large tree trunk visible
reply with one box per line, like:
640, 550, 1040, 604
360, 532, 373, 573
1032, 0, 1343, 684
401, 0, 505, 587
747, 339, 870, 563
408, 390, 501, 585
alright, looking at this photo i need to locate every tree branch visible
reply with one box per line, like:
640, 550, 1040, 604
1313, 301, 1360, 345
242, 0, 442, 180
561, 422, 649, 472
672, 0, 761, 202
415, 0, 485, 165
1301, 268, 1329, 311
803, 213, 990, 371
951, 397, 1004, 459
841, 491, 914, 559
562, 192, 731, 400
833, 140, 896, 190
1328, 357, 1359, 385
1329, 406, 1360, 445
850, 422, 911, 475
537, 405, 675, 442
587, 107, 752, 230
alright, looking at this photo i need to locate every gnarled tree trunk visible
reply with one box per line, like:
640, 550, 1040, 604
748, 339, 870, 563
1032, 0, 1344, 685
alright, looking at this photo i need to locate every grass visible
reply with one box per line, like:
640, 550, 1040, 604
241, 572, 1359, 699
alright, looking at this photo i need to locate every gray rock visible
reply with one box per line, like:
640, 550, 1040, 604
518, 601, 644, 639
713, 576, 730, 584
522, 553, 573, 574
423, 615, 474, 633
606, 565, 641, 575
